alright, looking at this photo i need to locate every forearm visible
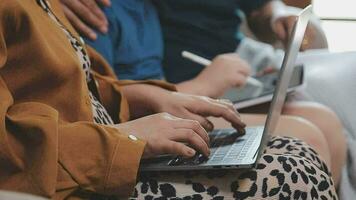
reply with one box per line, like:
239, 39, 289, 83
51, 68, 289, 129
176, 79, 211, 97
121, 84, 170, 119
0, 83, 144, 198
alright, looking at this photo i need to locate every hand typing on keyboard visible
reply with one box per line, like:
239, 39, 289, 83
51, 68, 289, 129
168, 129, 247, 166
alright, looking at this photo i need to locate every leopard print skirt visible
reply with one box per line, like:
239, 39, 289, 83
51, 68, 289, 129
129, 136, 337, 200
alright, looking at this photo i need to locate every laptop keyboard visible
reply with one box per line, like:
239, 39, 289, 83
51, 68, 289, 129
168, 128, 257, 166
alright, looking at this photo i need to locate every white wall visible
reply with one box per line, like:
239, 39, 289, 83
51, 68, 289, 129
313, 0, 356, 19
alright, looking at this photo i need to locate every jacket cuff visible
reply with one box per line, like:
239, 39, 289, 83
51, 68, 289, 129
103, 128, 146, 197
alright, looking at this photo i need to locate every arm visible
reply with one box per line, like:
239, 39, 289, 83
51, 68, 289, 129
89, 48, 246, 132
246, 0, 325, 50
0, 10, 144, 198
0, 77, 145, 198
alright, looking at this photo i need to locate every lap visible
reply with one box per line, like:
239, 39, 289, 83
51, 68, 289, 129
131, 136, 337, 200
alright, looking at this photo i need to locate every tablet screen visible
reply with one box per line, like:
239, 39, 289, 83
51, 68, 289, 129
223, 65, 304, 105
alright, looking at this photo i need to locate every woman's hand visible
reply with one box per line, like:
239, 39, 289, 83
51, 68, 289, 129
153, 92, 246, 132
59, 0, 111, 40
177, 53, 251, 98
115, 113, 210, 158
121, 84, 246, 132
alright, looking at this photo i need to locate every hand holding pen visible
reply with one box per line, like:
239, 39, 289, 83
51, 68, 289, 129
182, 51, 264, 97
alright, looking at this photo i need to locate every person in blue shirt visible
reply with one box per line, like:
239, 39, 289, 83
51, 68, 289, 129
81, 0, 253, 98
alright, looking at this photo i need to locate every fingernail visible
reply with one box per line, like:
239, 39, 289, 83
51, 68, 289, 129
100, 26, 108, 33
206, 121, 214, 131
188, 149, 196, 156
89, 32, 97, 40
238, 128, 246, 135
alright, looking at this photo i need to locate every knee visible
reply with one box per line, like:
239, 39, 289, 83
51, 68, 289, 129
275, 115, 326, 148
283, 101, 343, 129
275, 115, 331, 166
283, 101, 346, 148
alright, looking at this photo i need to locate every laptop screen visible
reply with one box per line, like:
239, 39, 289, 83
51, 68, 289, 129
256, 5, 313, 161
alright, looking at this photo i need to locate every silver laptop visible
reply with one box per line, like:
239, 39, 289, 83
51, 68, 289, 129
140, 5, 313, 172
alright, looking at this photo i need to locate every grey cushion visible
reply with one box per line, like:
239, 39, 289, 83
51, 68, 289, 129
297, 51, 356, 200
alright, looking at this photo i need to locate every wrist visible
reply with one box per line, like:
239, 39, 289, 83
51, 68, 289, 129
121, 84, 168, 118
176, 78, 215, 97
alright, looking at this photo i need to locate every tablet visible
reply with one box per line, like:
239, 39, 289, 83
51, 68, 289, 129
222, 65, 305, 109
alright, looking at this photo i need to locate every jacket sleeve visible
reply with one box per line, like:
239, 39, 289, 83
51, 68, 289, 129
0, 9, 145, 199
87, 46, 177, 123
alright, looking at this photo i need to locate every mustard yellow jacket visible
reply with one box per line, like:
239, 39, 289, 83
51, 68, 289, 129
0, 0, 173, 199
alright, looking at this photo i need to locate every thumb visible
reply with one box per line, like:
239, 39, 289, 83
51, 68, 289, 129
273, 19, 287, 42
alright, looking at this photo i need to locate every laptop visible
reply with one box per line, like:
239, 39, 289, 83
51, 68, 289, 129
140, 5, 313, 172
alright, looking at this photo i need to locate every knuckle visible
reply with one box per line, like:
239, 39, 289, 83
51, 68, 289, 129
159, 112, 168, 116
151, 141, 163, 153
227, 110, 237, 119
232, 76, 243, 85
222, 105, 230, 113
200, 95, 213, 103
191, 120, 201, 129
200, 118, 209, 127
186, 130, 196, 138
158, 112, 170, 118
215, 54, 225, 61
87, 0, 97, 7
224, 99, 233, 105
243, 66, 252, 75
240, 66, 251, 75
214, 54, 230, 63
172, 142, 184, 153
189, 135, 200, 145
159, 141, 171, 151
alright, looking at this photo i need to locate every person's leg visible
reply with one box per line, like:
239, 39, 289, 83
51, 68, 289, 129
132, 136, 338, 199
212, 114, 332, 170
283, 101, 347, 186
242, 114, 331, 168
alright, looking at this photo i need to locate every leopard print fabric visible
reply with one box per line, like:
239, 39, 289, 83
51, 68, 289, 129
130, 136, 337, 200
37, 0, 114, 125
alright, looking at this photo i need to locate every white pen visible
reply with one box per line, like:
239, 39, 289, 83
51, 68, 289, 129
182, 51, 263, 88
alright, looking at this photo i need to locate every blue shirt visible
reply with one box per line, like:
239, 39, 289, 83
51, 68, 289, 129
85, 0, 164, 80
